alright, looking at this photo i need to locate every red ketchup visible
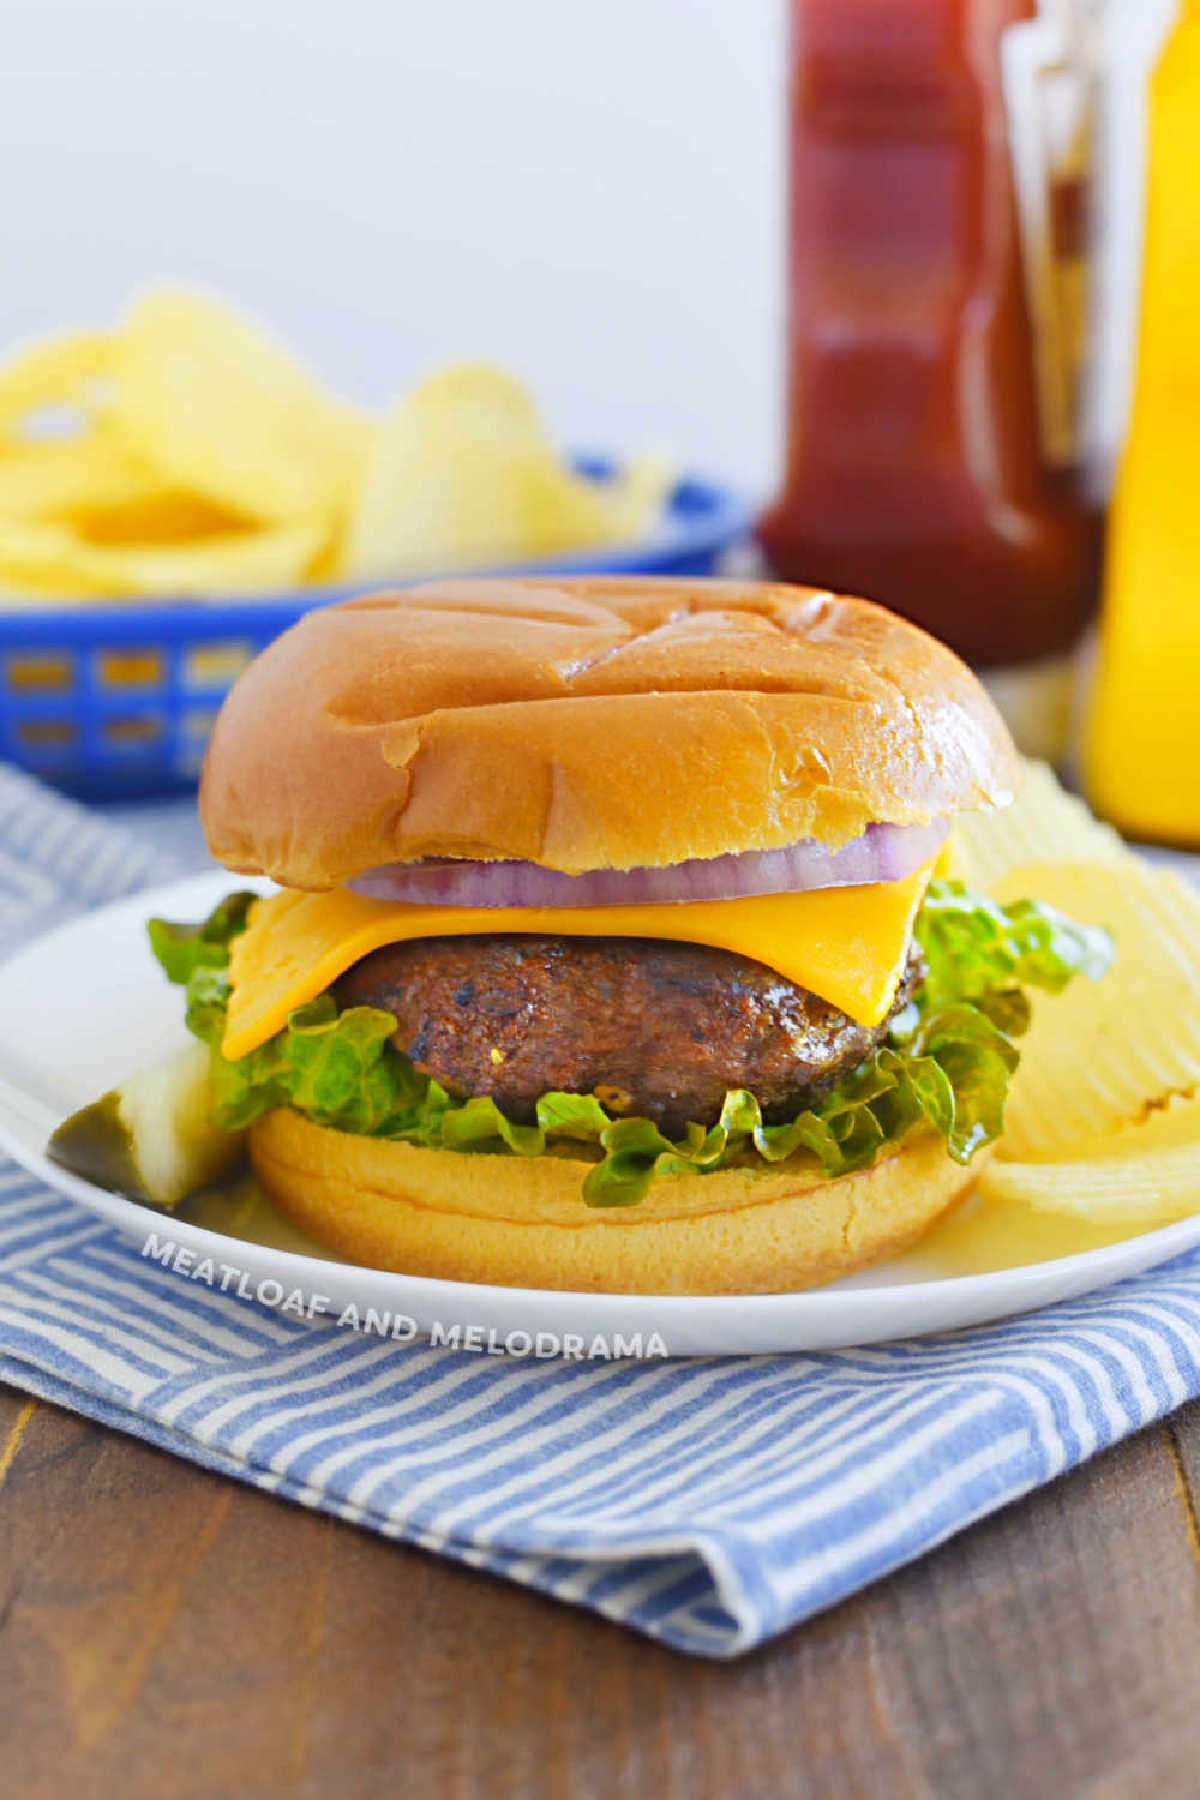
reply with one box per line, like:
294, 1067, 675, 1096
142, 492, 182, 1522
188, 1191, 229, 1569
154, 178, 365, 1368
759, 0, 1100, 676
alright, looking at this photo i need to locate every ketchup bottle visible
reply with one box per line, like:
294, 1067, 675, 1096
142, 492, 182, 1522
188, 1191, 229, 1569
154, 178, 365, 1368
759, 0, 1101, 702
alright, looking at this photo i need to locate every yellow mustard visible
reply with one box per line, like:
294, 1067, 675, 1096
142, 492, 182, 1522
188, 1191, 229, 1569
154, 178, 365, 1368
1084, 3, 1200, 841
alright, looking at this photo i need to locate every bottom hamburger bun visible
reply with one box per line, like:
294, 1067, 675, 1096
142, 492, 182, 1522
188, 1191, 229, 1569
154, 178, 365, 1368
249, 1109, 985, 1296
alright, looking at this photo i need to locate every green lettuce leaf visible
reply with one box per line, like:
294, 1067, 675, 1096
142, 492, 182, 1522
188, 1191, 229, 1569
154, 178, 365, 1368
912, 879, 1113, 1010
149, 876, 1114, 1207
148, 890, 258, 985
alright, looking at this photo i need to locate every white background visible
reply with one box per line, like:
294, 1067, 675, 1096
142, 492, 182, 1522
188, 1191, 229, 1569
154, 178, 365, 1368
0, 0, 1180, 498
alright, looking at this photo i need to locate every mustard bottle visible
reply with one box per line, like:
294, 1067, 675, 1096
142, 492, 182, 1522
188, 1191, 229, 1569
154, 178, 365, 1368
1083, 2, 1200, 840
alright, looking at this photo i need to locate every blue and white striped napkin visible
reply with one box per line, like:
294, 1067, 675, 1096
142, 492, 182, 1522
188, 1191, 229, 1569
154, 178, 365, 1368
3, 763, 1200, 1658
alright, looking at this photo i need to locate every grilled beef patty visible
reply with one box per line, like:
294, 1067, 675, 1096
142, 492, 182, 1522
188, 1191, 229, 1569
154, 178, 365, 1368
335, 934, 924, 1136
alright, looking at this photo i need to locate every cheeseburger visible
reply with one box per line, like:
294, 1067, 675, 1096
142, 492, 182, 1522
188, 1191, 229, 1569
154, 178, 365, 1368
97, 578, 1115, 1293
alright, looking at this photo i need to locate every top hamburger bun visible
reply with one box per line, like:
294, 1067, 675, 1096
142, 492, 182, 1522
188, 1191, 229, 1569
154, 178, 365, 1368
199, 576, 1020, 889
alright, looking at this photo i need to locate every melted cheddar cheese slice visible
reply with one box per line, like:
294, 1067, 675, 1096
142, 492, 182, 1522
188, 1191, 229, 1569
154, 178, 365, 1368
222, 857, 937, 1060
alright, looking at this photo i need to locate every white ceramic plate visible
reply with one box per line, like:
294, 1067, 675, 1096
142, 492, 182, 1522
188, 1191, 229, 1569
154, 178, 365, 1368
2, 871, 1200, 1355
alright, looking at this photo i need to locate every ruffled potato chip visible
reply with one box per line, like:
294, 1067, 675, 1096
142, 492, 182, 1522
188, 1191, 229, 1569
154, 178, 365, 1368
967, 1068, 1200, 1243
396, 361, 542, 429
108, 288, 370, 530
980, 1141, 1200, 1226
0, 294, 670, 601
0, 527, 114, 602
341, 361, 668, 580
70, 490, 246, 547
1088, 1091, 1200, 1157
0, 429, 167, 522
919, 1186, 1135, 1274
923, 767, 1200, 1254
950, 759, 1129, 890
0, 329, 113, 433
93, 518, 327, 596
0, 513, 325, 600
985, 858, 1200, 1162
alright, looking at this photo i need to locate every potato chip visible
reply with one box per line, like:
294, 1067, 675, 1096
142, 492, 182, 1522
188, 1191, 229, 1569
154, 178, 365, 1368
980, 1141, 1200, 1226
108, 288, 370, 528
1088, 1090, 1200, 1157
984, 857, 1200, 1160
71, 490, 245, 547
0, 518, 116, 600
340, 361, 666, 579
0, 295, 671, 600
0, 329, 113, 432
399, 362, 543, 428
0, 513, 325, 599
919, 1185, 1135, 1274
601, 454, 674, 541
0, 429, 162, 521
102, 519, 327, 595
950, 758, 1130, 891
952, 762, 1200, 1243
0, 568, 113, 606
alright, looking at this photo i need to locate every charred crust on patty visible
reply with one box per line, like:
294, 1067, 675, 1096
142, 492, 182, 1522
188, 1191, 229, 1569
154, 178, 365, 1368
336, 934, 925, 1136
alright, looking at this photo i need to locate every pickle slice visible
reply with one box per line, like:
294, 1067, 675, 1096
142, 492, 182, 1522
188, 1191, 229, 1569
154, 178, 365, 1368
48, 1043, 244, 1207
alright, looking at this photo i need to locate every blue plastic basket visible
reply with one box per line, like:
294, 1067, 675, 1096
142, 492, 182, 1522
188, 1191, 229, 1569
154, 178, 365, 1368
0, 463, 750, 800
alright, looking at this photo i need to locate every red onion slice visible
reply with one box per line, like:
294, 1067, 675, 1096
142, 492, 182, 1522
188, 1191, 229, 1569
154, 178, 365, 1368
347, 819, 949, 909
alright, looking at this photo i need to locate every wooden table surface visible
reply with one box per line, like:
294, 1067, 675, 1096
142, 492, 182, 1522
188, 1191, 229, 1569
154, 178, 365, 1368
3, 1384, 1200, 1800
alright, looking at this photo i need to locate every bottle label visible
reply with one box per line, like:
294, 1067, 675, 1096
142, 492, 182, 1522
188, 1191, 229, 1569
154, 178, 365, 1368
1001, 0, 1096, 469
